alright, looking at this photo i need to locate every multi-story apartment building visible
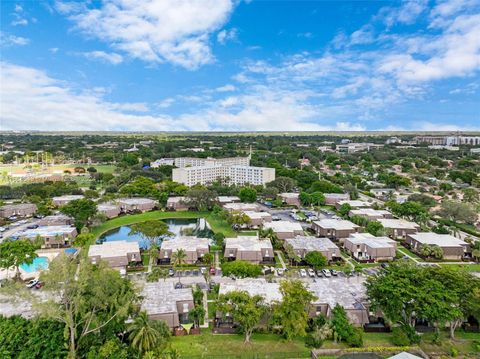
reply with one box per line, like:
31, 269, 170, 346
415, 135, 480, 146
174, 156, 250, 168
173, 164, 275, 187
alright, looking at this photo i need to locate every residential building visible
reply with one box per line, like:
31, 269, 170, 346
349, 208, 393, 220
415, 135, 480, 146
38, 214, 74, 226
172, 165, 275, 187
308, 277, 369, 326
97, 202, 121, 218
377, 218, 420, 239
344, 233, 397, 262
284, 236, 340, 262
174, 156, 250, 168
219, 278, 282, 304
337, 143, 382, 154
166, 197, 189, 211
159, 237, 209, 264
224, 236, 274, 264
16, 225, 78, 248
406, 233, 470, 260
370, 188, 395, 199
243, 211, 272, 227
52, 195, 84, 206
0, 203, 37, 218
217, 196, 240, 205
141, 282, 194, 328
222, 202, 260, 212
324, 193, 350, 205
278, 193, 301, 207
151, 158, 175, 167
118, 198, 156, 213
263, 220, 304, 240
88, 240, 141, 272
335, 200, 372, 210
312, 219, 360, 241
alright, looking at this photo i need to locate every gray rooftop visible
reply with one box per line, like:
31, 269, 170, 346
347, 233, 396, 248
88, 240, 140, 258
224, 236, 273, 251
118, 197, 156, 205
408, 232, 467, 247
141, 282, 193, 315
308, 276, 367, 310
313, 219, 359, 230
219, 279, 282, 304
285, 236, 339, 252
263, 220, 303, 232
378, 218, 419, 229
17, 225, 77, 238
161, 236, 209, 251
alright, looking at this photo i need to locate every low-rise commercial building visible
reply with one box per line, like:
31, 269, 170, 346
377, 218, 420, 239
88, 240, 141, 272
97, 202, 121, 218
222, 202, 260, 212
224, 236, 274, 264
217, 196, 240, 205
141, 282, 194, 328
243, 211, 272, 227
406, 233, 469, 260
0, 203, 37, 218
284, 236, 340, 262
166, 197, 189, 211
344, 233, 397, 262
16, 225, 78, 248
263, 220, 304, 240
324, 193, 350, 205
278, 193, 301, 207
312, 219, 360, 241
159, 237, 209, 264
118, 198, 157, 213
52, 195, 84, 207
349, 208, 393, 220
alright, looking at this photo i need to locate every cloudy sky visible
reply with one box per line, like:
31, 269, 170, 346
1, 0, 479, 131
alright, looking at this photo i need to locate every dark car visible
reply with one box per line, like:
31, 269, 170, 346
27, 224, 39, 229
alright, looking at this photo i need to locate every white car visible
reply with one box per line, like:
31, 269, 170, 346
299, 269, 307, 277
322, 269, 332, 278
308, 268, 316, 278
26, 279, 39, 288
277, 268, 284, 276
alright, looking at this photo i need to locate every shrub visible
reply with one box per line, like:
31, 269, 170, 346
346, 328, 363, 348
220, 260, 262, 278
391, 327, 410, 346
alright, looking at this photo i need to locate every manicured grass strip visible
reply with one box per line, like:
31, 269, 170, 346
397, 246, 422, 260
170, 332, 310, 357
438, 263, 480, 272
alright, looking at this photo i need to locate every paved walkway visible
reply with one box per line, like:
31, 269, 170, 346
275, 250, 287, 270
214, 250, 220, 270
397, 247, 420, 263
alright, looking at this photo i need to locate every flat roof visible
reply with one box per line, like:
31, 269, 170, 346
219, 279, 282, 304
17, 225, 76, 238
225, 236, 273, 251
118, 197, 156, 205
97, 202, 120, 210
217, 196, 240, 203
350, 208, 391, 216
52, 195, 84, 200
263, 220, 303, 232
378, 218, 419, 229
223, 203, 259, 211
308, 276, 367, 310
279, 193, 300, 198
285, 236, 339, 251
313, 219, 359, 230
408, 232, 467, 247
243, 211, 272, 219
141, 282, 193, 315
337, 200, 371, 208
88, 240, 140, 257
324, 193, 350, 198
167, 196, 186, 203
0, 203, 36, 210
161, 236, 209, 251
347, 233, 396, 248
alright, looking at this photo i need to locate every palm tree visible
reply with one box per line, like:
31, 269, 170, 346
171, 249, 187, 268
128, 311, 170, 355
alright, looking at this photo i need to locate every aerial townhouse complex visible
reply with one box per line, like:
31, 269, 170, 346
170, 156, 275, 187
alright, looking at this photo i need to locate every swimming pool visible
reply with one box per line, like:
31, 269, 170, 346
20, 257, 49, 273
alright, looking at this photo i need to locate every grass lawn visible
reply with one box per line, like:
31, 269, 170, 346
170, 332, 310, 358
439, 263, 480, 272
397, 246, 422, 260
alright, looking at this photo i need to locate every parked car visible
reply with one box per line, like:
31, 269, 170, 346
272, 216, 281, 221
175, 282, 183, 289
330, 269, 338, 276
200, 267, 207, 275
210, 267, 216, 275
168, 268, 175, 276
262, 266, 271, 275
26, 279, 39, 288
27, 224, 39, 229
192, 269, 199, 276
277, 268, 284, 276
316, 270, 323, 277
299, 268, 307, 277
380, 263, 389, 269
322, 269, 332, 278
307, 268, 316, 278
34, 281, 44, 289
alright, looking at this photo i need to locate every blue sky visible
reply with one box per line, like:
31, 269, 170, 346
1, 0, 479, 131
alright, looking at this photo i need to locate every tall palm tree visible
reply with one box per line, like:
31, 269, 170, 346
128, 311, 170, 355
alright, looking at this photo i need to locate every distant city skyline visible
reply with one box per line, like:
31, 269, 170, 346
1, 0, 479, 131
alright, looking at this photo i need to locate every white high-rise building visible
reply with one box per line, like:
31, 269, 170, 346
174, 156, 250, 168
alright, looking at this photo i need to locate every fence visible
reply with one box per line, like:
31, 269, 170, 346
179, 352, 311, 359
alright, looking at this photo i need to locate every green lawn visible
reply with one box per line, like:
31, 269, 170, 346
397, 246, 422, 260
170, 332, 310, 358
439, 263, 480, 272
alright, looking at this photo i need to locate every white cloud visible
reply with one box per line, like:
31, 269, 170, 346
0, 32, 30, 46
49, 47, 59, 54
297, 32, 313, 39
158, 98, 175, 108
217, 28, 238, 44
11, 3, 29, 26
215, 84, 236, 92
57, 0, 236, 69
82, 51, 124, 65
381, 0, 429, 27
